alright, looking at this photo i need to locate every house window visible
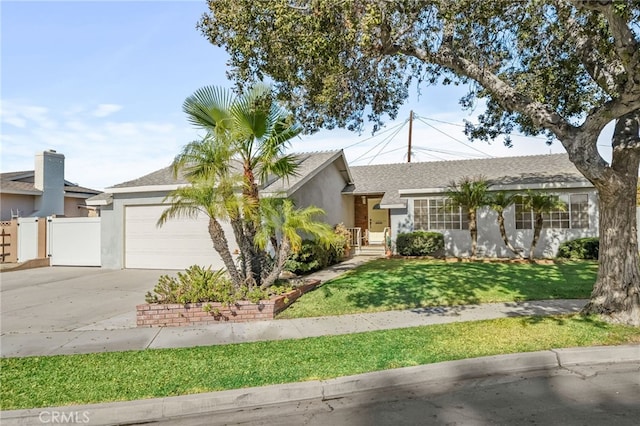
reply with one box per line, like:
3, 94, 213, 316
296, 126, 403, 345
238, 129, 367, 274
569, 194, 589, 228
515, 194, 589, 230
414, 199, 468, 230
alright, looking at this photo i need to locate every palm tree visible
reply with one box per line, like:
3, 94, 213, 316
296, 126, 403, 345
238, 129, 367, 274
487, 191, 522, 258
445, 176, 490, 258
157, 175, 244, 288
519, 190, 566, 259
177, 84, 302, 286
255, 198, 334, 289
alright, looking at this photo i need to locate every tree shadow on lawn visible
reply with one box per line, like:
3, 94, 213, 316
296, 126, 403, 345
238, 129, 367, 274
338, 259, 596, 311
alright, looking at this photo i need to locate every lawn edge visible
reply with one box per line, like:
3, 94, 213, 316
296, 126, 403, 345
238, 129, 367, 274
2, 344, 638, 425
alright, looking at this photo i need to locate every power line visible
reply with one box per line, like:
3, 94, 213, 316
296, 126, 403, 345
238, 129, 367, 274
417, 115, 551, 142
412, 146, 487, 159
351, 119, 408, 163
353, 146, 408, 163
342, 120, 407, 149
414, 116, 493, 158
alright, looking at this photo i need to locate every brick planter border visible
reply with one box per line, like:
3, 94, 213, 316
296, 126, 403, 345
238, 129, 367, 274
136, 279, 320, 327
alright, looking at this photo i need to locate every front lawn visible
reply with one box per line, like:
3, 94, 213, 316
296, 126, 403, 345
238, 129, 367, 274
278, 259, 597, 318
1, 315, 638, 410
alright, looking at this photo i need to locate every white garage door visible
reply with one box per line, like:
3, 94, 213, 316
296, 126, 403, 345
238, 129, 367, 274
125, 205, 238, 270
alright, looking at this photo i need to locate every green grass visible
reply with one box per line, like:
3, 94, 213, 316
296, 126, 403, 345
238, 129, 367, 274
278, 259, 597, 318
2, 315, 638, 410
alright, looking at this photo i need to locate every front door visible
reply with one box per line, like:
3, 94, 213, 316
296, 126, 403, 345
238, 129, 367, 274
367, 198, 388, 232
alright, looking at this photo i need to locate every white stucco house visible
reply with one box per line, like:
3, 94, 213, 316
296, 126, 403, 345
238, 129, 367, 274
88, 151, 598, 269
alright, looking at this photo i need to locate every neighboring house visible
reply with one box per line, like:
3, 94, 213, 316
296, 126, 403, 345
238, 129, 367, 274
0, 150, 101, 221
90, 151, 597, 270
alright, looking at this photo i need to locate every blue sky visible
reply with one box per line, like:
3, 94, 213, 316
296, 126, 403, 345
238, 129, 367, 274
1, 1, 610, 191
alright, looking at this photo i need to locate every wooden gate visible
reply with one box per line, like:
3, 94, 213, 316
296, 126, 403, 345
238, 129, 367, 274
0, 220, 17, 263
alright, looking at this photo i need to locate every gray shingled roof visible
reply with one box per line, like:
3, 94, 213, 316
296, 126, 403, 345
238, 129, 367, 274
261, 151, 351, 195
108, 151, 350, 196
109, 165, 187, 188
1, 171, 100, 196
344, 153, 590, 207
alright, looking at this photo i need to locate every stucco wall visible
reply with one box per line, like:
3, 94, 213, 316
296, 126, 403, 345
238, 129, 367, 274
0, 194, 34, 220
392, 188, 599, 259
289, 161, 352, 227
63, 197, 92, 217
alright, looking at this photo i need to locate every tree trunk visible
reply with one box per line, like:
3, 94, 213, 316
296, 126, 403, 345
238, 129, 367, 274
260, 236, 291, 290
581, 125, 640, 325
469, 209, 478, 258
207, 217, 242, 288
497, 212, 521, 257
242, 163, 265, 286
229, 216, 252, 283
529, 214, 544, 260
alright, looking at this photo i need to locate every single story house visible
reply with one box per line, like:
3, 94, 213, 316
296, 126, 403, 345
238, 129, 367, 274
89, 150, 353, 269
1, 150, 101, 221
89, 151, 597, 269
345, 154, 597, 258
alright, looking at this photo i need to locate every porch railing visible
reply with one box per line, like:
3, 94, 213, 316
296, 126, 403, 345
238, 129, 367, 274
346, 227, 362, 252
383, 227, 391, 249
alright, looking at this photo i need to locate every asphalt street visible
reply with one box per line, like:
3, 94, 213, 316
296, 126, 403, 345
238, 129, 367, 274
149, 361, 640, 426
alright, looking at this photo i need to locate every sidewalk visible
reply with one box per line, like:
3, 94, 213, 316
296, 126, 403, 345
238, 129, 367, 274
2, 255, 637, 426
0, 254, 587, 357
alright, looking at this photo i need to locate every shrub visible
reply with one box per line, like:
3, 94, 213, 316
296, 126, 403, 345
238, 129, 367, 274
145, 265, 278, 305
334, 223, 352, 252
396, 231, 445, 257
557, 238, 599, 260
285, 239, 342, 275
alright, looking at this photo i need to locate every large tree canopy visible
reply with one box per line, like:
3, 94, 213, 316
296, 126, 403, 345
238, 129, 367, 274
199, 0, 640, 325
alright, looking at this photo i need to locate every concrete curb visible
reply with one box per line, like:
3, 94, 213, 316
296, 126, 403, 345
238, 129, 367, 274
2, 344, 637, 426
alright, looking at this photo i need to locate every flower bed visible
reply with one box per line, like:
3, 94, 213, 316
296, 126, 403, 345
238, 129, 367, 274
136, 279, 320, 327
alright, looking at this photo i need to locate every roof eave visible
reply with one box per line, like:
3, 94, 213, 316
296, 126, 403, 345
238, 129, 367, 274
398, 180, 593, 195
107, 184, 186, 194
281, 150, 351, 197
0, 188, 42, 196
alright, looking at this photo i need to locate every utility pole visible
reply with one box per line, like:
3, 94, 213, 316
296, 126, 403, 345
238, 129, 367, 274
407, 110, 413, 163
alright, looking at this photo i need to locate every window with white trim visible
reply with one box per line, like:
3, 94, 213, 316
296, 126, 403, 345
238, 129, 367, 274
414, 198, 469, 230
515, 194, 589, 230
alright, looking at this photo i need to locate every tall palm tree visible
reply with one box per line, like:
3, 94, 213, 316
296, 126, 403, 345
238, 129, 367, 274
178, 84, 302, 286
157, 175, 244, 288
255, 198, 334, 289
519, 190, 566, 259
487, 191, 522, 258
445, 176, 490, 259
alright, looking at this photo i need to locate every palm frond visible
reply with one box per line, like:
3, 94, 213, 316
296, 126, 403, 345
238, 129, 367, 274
183, 86, 234, 132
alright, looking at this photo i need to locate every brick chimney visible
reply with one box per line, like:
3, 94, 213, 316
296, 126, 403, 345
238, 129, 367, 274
33, 150, 65, 217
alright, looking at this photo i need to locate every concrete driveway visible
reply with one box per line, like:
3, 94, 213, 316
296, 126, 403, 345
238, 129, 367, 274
0, 267, 174, 333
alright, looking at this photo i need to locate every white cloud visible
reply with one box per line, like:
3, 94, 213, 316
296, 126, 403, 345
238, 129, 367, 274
92, 103, 123, 118
1, 99, 615, 192
0, 100, 56, 129
1, 100, 196, 190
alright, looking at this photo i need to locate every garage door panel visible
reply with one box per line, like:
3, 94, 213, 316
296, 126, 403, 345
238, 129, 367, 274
125, 205, 237, 270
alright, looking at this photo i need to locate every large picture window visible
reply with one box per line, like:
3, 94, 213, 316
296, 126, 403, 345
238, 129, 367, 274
515, 194, 589, 230
414, 199, 468, 230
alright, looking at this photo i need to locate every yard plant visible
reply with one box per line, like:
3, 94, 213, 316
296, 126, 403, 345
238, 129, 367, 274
2, 316, 638, 410
278, 259, 597, 319
198, 0, 640, 325
159, 85, 335, 291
